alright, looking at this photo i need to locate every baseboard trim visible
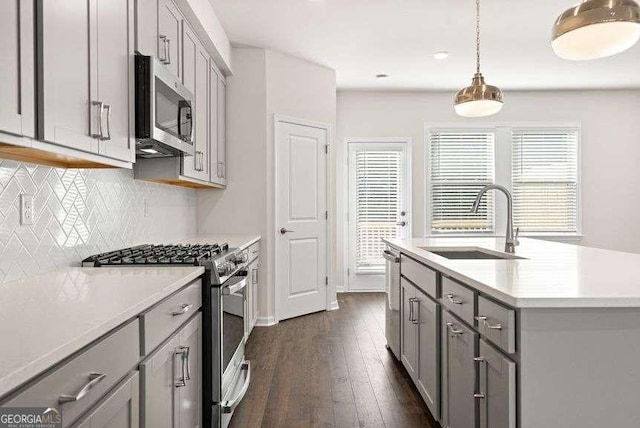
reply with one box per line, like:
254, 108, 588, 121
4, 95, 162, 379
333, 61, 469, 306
338, 288, 386, 293
328, 300, 340, 311
255, 316, 278, 327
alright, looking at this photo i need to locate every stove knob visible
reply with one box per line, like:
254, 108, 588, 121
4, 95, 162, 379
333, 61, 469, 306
232, 253, 248, 264
218, 262, 235, 276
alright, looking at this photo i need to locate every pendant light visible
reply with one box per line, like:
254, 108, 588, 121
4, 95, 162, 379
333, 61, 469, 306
454, 0, 504, 118
552, 0, 640, 60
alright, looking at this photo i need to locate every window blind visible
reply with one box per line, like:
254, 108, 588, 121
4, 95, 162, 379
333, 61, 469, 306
512, 129, 578, 233
429, 130, 495, 233
355, 150, 402, 271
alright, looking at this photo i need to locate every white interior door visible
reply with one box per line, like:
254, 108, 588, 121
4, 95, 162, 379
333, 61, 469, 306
276, 117, 328, 321
347, 141, 409, 291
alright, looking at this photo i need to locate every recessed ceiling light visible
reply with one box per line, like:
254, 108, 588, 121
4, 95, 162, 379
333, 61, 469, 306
433, 51, 450, 60
140, 148, 160, 154
376, 74, 388, 78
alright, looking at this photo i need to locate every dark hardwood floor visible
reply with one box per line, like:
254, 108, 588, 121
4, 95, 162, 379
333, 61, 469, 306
229, 292, 438, 428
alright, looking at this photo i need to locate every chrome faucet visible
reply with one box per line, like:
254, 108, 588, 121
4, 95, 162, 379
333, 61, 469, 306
470, 184, 520, 254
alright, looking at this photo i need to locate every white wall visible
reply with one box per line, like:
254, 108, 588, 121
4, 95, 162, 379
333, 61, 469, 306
336, 90, 640, 288
198, 47, 337, 323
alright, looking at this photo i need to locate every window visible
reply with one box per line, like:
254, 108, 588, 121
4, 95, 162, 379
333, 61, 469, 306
512, 128, 579, 233
354, 149, 404, 271
428, 130, 495, 234
426, 124, 580, 237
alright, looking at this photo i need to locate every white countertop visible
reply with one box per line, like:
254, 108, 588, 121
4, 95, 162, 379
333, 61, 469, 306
384, 237, 640, 309
0, 266, 204, 399
177, 234, 260, 251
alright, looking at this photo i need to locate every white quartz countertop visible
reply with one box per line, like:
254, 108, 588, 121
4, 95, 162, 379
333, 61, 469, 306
0, 265, 204, 399
384, 237, 640, 309
178, 234, 260, 251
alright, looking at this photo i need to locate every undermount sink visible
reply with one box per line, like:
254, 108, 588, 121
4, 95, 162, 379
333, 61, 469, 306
420, 247, 526, 260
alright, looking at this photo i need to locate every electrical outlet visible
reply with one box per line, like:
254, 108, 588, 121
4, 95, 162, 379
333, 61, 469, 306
20, 194, 34, 225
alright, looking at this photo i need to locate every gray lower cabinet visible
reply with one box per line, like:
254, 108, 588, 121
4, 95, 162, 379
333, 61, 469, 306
73, 372, 140, 428
401, 277, 441, 419
477, 339, 516, 428
140, 313, 202, 428
416, 291, 440, 420
441, 311, 477, 428
40, 0, 133, 162
400, 278, 418, 379
0, 0, 34, 138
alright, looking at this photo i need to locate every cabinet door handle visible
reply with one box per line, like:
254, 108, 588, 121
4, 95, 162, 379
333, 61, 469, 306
475, 316, 502, 330
474, 356, 488, 428
159, 35, 168, 63
408, 297, 414, 322
446, 294, 463, 305
446, 322, 463, 336
410, 298, 419, 324
252, 267, 258, 284
166, 38, 171, 65
103, 104, 112, 141
175, 346, 189, 387
91, 101, 105, 139
195, 151, 202, 171
172, 303, 193, 316
59, 372, 106, 404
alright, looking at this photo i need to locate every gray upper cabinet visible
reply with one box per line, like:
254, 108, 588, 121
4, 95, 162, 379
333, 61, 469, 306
40, 0, 133, 162
209, 64, 220, 185
477, 339, 516, 428
216, 77, 227, 184
182, 24, 210, 182
73, 372, 140, 428
0, 0, 35, 138
441, 311, 476, 428
158, 0, 182, 81
416, 291, 440, 421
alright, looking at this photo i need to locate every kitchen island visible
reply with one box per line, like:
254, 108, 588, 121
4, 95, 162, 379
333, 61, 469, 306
384, 237, 640, 428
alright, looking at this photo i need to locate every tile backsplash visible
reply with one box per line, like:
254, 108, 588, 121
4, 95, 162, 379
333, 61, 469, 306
0, 159, 197, 283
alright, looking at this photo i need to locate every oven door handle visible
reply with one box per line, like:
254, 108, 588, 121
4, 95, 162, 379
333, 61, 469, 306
223, 276, 248, 295
220, 361, 251, 414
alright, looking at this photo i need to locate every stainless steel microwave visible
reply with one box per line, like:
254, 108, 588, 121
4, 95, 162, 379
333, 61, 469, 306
134, 55, 195, 158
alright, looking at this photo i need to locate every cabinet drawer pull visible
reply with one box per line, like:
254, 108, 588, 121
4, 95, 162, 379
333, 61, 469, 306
91, 101, 105, 139
446, 322, 463, 336
476, 316, 502, 330
410, 298, 419, 324
58, 372, 106, 404
446, 294, 463, 305
172, 303, 193, 316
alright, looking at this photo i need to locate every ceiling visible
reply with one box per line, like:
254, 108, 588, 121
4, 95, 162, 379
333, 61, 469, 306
210, 0, 640, 90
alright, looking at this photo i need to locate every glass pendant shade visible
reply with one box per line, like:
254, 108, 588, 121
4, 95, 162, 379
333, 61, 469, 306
552, 0, 640, 60
454, 73, 504, 118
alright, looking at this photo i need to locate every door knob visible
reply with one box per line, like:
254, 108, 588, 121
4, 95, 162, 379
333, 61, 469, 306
396, 221, 407, 227
280, 228, 294, 235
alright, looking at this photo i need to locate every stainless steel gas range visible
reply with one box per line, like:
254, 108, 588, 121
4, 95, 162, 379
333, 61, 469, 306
82, 242, 252, 428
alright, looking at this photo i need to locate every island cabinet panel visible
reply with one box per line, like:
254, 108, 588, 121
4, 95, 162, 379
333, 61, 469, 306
477, 295, 516, 354
477, 339, 516, 428
73, 371, 140, 428
442, 277, 476, 326
416, 289, 441, 420
401, 278, 418, 379
441, 311, 476, 428
400, 253, 437, 298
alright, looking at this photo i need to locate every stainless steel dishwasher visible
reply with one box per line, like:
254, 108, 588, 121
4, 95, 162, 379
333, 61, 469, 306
383, 246, 401, 359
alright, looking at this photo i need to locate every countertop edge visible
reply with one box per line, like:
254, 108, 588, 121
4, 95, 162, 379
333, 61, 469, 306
0, 266, 205, 400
